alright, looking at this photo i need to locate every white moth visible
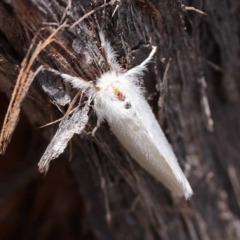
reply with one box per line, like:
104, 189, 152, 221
47, 32, 193, 199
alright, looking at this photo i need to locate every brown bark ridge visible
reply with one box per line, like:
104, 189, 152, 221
0, 0, 240, 239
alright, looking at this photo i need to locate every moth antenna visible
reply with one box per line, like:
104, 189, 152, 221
44, 68, 98, 95
124, 46, 157, 78
99, 31, 121, 72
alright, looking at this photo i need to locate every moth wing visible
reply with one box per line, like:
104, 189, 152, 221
134, 95, 193, 199
97, 74, 193, 199
111, 121, 187, 197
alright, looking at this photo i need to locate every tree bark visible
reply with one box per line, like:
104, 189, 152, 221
0, 0, 240, 240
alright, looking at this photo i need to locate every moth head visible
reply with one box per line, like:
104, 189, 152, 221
94, 72, 135, 122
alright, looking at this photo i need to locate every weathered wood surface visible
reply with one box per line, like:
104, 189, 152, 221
0, 0, 240, 239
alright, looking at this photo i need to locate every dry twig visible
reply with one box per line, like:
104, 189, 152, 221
0, 24, 65, 154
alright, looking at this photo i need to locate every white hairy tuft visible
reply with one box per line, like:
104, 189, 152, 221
51, 32, 193, 200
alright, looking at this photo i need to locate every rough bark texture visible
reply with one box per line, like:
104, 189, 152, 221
0, 0, 240, 240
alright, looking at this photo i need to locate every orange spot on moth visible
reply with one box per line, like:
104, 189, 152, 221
112, 86, 125, 101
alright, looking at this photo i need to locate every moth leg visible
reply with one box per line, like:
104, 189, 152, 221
99, 31, 121, 72
140, 46, 157, 67
43, 67, 98, 95
124, 46, 157, 78
92, 118, 101, 137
